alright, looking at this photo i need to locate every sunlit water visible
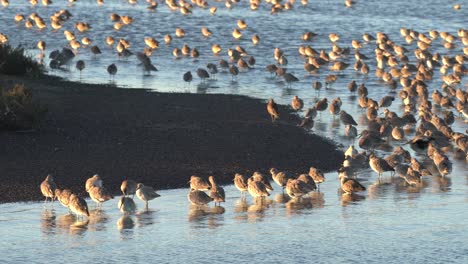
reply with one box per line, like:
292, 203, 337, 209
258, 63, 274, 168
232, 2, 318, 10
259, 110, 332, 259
1, 0, 467, 262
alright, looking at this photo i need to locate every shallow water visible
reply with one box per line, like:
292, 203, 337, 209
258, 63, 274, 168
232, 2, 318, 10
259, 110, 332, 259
1, 172, 468, 263
1, 0, 468, 262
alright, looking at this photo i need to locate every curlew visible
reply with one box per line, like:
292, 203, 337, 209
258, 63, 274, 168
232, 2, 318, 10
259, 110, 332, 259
118, 196, 137, 214
208, 176, 225, 206
188, 189, 213, 206
196, 68, 210, 83
314, 98, 328, 118
88, 186, 114, 208
183, 71, 193, 86
247, 177, 270, 200
107, 63, 117, 80
283, 73, 299, 87
291, 95, 304, 111
136, 183, 161, 210
308, 167, 325, 191
270, 168, 294, 191
252, 171, 274, 192
206, 63, 218, 80
340, 175, 366, 194
55, 189, 73, 211
121, 179, 137, 197
189, 175, 211, 191
297, 174, 317, 192
285, 178, 311, 199
40, 174, 56, 204
76, 60, 85, 78
233, 173, 248, 197
68, 194, 90, 219
369, 154, 395, 178
267, 98, 280, 122
340, 110, 358, 126
85, 174, 102, 192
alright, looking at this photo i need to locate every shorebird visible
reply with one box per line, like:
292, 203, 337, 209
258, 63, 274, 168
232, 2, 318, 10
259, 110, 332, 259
107, 63, 117, 80
252, 171, 274, 192
85, 174, 102, 192
291, 95, 304, 111
329, 97, 342, 117
308, 167, 325, 191
121, 179, 137, 197
55, 189, 73, 211
68, 194, 90, 219
40, 174, 56, 204
136, 183, 161, 210
88, 186, 114, 208
285, 178, 311, 199
270, 168, 294, 191
267, 98, 279, 122
118, 196, 137, 214
206, 63, 218, 79
196, 68, 210, 83
401, 167, 422, 186
183, 71, 192, 86
189, 175, 211, 191
188, 189, 213, 206
233, 173, 248, 197
369, 154, 395, 178
345, 125, 358, 139
229, 65, 239, 81
247, 177, 270, 200
297, 174, 317, 193
340, 175, 366, 194
314, 98, 328, 118
340, 110, 358, 126
208, 176, 225, 206
76, 60, 85, 78
283, 73, 299, 87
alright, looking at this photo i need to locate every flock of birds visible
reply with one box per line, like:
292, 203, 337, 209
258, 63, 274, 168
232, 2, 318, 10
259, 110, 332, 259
1, 0, 467, 221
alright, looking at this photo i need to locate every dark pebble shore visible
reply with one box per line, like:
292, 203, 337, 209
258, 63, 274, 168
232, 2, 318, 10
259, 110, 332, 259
0, 75, 343, 203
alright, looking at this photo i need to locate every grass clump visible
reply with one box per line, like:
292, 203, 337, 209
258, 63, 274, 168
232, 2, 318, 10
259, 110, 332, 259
0, 44, 45, 77
0, 84, 48, 131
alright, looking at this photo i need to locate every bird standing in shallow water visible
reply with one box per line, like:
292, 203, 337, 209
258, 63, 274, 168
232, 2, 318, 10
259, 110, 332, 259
340, 175, 366, 194
183, 71, 192, 86
208, 176, 225, 206
136, 183, 161, 210
189, 175, 211, 191
68, 194, 90, 219
233, 173, 248, 197
121, 179, 137, 197
107, 63, 117, 80
188, 189, 213, 206
40, 175, 56, 204
118, 196, 137, 214
369, 154, 395, 178
76, 60, 85, 79
267, 98, 279, 122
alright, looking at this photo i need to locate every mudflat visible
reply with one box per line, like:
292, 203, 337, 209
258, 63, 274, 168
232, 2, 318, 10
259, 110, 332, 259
0, 75, 343, 203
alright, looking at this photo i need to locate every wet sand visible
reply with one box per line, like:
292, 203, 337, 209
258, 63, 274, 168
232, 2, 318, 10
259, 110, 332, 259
0, 75, 343, 203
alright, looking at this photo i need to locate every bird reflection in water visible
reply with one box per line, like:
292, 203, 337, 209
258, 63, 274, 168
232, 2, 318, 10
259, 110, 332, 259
340, 193, 366, 207
246, 198, 271, 222
135, 209, 157, 228
432, 176, 452, 192
367, 178, 394, 200
70, 219, 89, 236
117, 215, 135, 231
40, 209, 56, 235
285, 198, 313, 216
88, 208, 110, 232
188, 205, 225, 229
274, 193, 291, 204
309, 192, 325, 209
117, 216, 135, 240
56, 213, 76, 233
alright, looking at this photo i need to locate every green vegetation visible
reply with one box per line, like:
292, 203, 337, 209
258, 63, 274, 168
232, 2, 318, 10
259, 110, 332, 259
0, 84, 48, 130
0, 44, 45, 77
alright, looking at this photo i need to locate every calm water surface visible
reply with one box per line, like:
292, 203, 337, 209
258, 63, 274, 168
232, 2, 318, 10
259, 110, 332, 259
0, 0, 467, 263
